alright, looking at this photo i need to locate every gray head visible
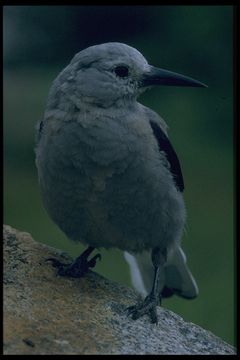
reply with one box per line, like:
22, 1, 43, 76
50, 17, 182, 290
50, 42, 206, 109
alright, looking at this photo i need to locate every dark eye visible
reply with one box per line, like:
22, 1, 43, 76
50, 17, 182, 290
114, 66, 129, 78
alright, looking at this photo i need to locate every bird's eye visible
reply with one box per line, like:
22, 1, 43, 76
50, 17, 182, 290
114, 66, 129, 78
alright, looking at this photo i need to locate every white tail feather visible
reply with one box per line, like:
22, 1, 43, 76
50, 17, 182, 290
124, 246, 198, 299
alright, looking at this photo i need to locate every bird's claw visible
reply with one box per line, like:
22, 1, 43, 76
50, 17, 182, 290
126, 295, 159, 324
45, 257, 79, 276
45, 250, 101, 278
87, 253, 101, 268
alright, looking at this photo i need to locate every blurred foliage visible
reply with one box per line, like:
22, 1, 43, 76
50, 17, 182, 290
3, 5, 235, 347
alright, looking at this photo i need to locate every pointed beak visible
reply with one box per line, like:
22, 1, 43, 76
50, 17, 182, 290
141, 66, 207, 88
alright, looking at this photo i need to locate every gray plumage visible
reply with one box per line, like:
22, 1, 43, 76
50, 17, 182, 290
36, 42, 205, 321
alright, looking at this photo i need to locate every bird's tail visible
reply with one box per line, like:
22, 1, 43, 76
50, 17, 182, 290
124, 246, 198, 299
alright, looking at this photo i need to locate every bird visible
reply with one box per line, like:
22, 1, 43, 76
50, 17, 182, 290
35, 42, 206, 323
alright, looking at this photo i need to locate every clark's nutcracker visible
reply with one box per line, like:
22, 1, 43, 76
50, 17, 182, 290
35, 42, 206, 323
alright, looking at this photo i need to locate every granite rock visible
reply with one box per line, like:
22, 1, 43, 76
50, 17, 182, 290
3, 225, 236, 355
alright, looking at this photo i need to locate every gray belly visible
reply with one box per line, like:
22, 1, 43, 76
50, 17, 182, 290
38, 146, 186, 253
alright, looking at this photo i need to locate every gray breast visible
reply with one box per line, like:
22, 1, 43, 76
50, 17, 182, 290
36, 113, 186, 253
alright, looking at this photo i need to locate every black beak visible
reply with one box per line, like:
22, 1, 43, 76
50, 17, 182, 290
142, 66, 207, 88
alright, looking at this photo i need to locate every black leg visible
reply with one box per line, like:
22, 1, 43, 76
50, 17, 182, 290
46, 245, 101, 278
127, 247, 167, 323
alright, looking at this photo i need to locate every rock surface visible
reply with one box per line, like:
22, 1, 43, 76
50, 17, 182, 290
3, 224, 236, 355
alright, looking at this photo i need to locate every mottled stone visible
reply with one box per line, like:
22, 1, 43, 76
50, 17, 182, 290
3, 225, 236, 355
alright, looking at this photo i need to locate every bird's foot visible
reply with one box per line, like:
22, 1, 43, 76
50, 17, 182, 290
46, 246, 101, 278
126, 294, 160, 324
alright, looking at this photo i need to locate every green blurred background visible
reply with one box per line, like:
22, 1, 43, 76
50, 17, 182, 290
3, 6, 234, 346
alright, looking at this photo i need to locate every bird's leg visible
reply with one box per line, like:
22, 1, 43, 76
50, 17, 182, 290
127, 247, 167, 323
46, 246, 101, 278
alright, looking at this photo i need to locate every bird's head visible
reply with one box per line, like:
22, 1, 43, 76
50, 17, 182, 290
50, 42, 206, 110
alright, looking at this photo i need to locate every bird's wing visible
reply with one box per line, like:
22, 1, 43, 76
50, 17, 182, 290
124, 108, 197, 299
149, 120, 184, 192
124, 246, 198, 299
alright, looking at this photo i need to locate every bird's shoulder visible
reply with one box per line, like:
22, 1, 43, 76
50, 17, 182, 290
139, 104, 168, 135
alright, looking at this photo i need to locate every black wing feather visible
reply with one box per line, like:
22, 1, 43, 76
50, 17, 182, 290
150, 121, 184, 192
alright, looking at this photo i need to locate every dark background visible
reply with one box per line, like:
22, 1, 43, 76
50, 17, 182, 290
3, 5, 234, 346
